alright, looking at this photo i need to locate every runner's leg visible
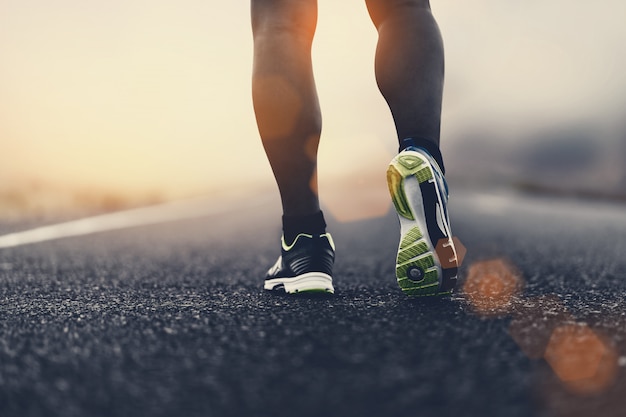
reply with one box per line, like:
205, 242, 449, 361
251, 0, 321, 217
367, 0, 457, 295
365, 0, 444, 155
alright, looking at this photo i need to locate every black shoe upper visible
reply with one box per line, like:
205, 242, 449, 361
266, 234, 335, 279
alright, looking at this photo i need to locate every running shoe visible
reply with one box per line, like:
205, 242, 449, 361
387, 147, 458, 296
264, 233, 335, 294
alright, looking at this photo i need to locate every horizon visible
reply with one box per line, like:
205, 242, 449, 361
2, 0, 625, 217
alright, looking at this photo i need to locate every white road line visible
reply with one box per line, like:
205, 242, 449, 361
0, 192, 270, 249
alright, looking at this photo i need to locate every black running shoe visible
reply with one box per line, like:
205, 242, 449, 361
264, 233, 335, 294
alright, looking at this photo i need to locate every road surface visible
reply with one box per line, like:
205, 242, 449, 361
1, 189, 625, 417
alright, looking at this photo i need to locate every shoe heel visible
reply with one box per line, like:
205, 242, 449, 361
395, 226, 442, 296
388, 151, 453, 297
387, 153, 434, 221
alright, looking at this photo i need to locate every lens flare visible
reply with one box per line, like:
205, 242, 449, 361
319, 139, 393, 223
304, 133, 320, 163
309, 167, 319, 197
508, 295, 572, 359
544, 324, 619, 395
461, 258, 622, 401
320, 171, 391, 222
462, 258, 523, 316
252, 75, 303, 140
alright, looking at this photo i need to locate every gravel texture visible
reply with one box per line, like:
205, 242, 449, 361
1, 190, 625, 417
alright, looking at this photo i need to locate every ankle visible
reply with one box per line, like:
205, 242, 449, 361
400, 137, 445, 174
282, 211, 327, 244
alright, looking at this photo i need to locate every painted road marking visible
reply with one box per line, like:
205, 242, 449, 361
0, 192, 270, 249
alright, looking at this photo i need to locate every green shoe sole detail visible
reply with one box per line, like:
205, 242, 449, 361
401, 283, 438, 296
394, 154, 433, 184
387, 165, 414, 220
390, 152, 447, 297
397, 241, 429, 264
400, 227, 423, 249
387, 154, 434, 222
403, 287, 453, 297
398, 275, 453, 297
414, 166, 434, 184
396, 255, 436, 276
397, 269, 439, 288
398, 154, 425, 171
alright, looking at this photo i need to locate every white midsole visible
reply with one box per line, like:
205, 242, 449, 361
264, 272, 334, 294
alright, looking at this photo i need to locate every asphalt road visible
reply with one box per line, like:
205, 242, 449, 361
1, 188, 625, 417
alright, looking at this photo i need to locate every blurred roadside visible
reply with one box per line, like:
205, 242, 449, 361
0, 180, 164, 225
2, 125, 624, 228
3, 1, 625, 226
444, 121, 626, 202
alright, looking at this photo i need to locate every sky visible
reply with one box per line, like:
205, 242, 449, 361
1, 0, 625, 207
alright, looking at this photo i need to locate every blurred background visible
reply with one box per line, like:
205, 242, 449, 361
1, 0, 625, 222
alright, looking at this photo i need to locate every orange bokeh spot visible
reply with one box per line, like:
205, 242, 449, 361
463, 259, 523, 316
544, 324, 618, 395
252, 75, 303, 140
304, 134, 320, 163
508, 295, 572, 359
309, 167, 319, 197
319, 140, 393, 223
321, 171, 391, 222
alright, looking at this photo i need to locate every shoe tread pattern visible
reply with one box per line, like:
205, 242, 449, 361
389, 151, 452, 297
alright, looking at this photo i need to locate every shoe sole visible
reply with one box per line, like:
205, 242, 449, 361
264, 272, 335, 295
387, 151, 458, 296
